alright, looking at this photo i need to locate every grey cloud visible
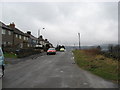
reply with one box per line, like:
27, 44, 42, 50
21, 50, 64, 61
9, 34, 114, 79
1, 2, 118, 46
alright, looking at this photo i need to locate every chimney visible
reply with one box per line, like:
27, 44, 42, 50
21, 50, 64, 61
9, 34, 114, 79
40, 35, 43, 39
9, 22, 15, 28
45, 39, 47, 41
27, 31, 31, 35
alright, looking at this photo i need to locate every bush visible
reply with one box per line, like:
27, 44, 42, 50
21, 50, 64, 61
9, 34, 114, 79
83, 48, 101, 56
102, 45, 120, 60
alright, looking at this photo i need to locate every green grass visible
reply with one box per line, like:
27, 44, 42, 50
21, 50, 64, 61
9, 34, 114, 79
4, 52, 17, 58
73, 50, 119, 83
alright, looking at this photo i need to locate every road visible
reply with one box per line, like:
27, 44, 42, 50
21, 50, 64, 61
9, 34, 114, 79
2, 51, 118, 88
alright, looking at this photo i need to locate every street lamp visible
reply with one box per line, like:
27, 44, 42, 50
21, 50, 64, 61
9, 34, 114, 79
38, 28, 45, 38
38, 28, 45, 49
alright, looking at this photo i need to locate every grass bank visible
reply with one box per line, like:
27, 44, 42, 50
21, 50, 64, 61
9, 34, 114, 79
73, 49, 119, 83
4, 52, 17, 58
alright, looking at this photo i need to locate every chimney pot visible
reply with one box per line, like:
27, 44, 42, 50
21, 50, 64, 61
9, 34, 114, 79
27, 31, 31, 35
9, 22, 15, 28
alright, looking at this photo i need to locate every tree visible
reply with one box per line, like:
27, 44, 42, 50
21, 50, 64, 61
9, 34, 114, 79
97, 46, 101, 51
108, 44, 113, 53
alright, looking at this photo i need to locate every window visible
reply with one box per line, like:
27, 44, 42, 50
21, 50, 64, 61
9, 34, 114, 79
3, 42, 6, 45
19, 35, 22, 39
16, 34, 18, 38
27, 44, 30, 47
24, 36, 26, 40
20, 43, 23, 48
8, 31, 12, 35
8, 42, 12, 45
2, 29, 6, 35
26, 37, 28, 40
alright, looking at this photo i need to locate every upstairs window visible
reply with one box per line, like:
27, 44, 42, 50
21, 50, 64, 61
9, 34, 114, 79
2, 29, 6, 35
16, 34, 18, 38
26, 37, 28, 40
19, 35, 22, 39
24, 36, 26, 40
8, 31, 12, 35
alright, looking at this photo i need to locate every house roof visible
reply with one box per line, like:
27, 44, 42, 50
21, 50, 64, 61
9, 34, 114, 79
44, 40, 49, 43
13, 28, 25, 36
38, 37, 44, 41
0, 21, 13, 31
25, 33, 38, 40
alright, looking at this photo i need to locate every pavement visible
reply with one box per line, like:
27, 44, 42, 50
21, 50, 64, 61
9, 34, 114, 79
2, 50, 118, 88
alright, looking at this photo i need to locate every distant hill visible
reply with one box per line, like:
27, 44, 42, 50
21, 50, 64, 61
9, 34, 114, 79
65, 44, 118, 51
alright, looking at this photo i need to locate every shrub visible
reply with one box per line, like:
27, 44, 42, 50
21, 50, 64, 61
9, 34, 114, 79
83, 48, 101, 56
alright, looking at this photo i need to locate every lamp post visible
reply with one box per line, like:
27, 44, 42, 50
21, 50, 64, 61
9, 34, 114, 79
78, 33, 81, 50
38, 28, 45, 49
38, 28, 45, 38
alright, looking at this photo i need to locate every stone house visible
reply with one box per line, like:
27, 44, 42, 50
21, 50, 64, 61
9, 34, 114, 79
25, 31, 38, 48
1, 22, 14, 47
8, 23, 29, 49
0, 21, 53, 50
38, 35, 45, 48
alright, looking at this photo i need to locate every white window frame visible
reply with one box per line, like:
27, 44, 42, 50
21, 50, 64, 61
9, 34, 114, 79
16, 34, 18, 38
8, 31, 12, 35
24, 36, 26, 40
2, 29, 6, 35
19, 35, 22, 39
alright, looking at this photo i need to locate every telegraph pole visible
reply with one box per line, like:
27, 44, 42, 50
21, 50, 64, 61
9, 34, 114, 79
38, 29, 40, 38
38, 28, 45, 38
78, 33, 81, 49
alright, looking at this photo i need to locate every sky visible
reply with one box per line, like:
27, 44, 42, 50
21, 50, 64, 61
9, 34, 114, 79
0, 1, 118, 46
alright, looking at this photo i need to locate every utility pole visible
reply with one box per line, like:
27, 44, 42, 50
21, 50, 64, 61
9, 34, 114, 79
78, 33, 81, 49
38, 29, 40, 38
38, 28, 45, 38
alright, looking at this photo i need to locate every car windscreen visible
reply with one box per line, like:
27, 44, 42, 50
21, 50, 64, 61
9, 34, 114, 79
48, 48, 55, 50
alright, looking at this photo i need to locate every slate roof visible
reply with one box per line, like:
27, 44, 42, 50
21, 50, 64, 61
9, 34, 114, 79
0, 21, 13, 31
25, 33, 38, 40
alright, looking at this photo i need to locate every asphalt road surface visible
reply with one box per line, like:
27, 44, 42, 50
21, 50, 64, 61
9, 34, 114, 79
2, 51, 118, 88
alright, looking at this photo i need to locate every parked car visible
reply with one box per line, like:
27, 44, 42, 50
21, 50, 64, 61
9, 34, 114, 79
0, 47, 5, 77
47, 48, 56, 55
60, 48, 65, 52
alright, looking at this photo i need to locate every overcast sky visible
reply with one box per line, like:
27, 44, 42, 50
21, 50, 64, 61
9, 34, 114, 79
0, 2, 118, 46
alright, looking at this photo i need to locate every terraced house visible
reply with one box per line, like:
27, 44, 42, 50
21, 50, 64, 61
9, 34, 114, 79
0, 22, 29, 49
25, 31, 38, 47
1, 21, 14, 47
8, 23, 29, 49
0, 21, 53, 52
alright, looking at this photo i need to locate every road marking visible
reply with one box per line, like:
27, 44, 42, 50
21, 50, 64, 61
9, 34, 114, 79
73, 57, 74, 59
60, 71, 63, 72
83, 82, 88, 85
72, 53, 73, 55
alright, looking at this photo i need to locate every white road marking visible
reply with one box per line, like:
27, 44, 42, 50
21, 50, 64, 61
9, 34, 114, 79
73, 57, 74, 59
60, 71, 63, 72
71, 53, 73, 55
83, 82, 88, 85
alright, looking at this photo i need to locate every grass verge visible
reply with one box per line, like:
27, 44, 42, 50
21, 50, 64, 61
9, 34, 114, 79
73, 49, 119, 83
4, 52, 17, 58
